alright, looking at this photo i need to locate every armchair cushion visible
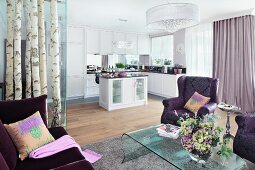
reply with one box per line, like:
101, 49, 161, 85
0, 120, 17, 170
4, 111, 55, 160
184, 92, 210, 113
0, 95, 47, 126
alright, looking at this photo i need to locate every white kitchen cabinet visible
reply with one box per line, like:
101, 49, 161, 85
162, 74, 180, 97
145, 72, 182, 98
126, 33, 138, 55
67, 76, 84, 99
100, 31, 113, 54
150, 73, 163, 95
99, 76, 147, 111
113, 32, 126, 54
85, 74, 99, 98
87, 28, 100, 54
138, 35, 151, 55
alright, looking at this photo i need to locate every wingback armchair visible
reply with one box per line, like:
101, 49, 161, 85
161, 76, 219, 125
0, 95, 94, 170
233, 114, 255, 164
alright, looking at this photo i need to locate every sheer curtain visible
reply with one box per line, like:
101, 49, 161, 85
185, 23, 213, 77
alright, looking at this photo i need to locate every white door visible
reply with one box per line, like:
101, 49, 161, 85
123, 78, 135, 104
111, 79, 123, 105
134, 77, 146, 101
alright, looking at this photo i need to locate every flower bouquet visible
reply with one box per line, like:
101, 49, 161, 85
179, 115, 222, 163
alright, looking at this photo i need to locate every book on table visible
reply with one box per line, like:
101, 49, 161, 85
156, 124, 180, 139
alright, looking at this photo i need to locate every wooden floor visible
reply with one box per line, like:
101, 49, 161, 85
67, 96, 238, 146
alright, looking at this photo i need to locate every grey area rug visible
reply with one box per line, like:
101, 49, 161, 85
83, 137, 178, 170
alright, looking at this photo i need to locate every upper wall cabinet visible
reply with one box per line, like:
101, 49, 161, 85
113, 32, 126, 54
138, 35, 151, 55
68, 27, 84, 43
126, 33, 138, 55
86, 28, 100, 54
100, 31, 113, 55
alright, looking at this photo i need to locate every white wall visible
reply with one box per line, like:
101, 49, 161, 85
173, 29, 186, 67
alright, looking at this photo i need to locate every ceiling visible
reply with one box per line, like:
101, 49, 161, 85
67, 0, 255, 33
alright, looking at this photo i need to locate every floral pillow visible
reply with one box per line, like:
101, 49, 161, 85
4, 111, 55, 160
184, 92, 210, 114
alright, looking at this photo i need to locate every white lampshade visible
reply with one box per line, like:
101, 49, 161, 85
146, 3, 200, 33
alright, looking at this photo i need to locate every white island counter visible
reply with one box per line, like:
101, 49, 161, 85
99, 76, 148, 111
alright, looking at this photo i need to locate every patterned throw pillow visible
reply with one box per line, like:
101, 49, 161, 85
4, 111, 55, 160
184, 92, 210, 114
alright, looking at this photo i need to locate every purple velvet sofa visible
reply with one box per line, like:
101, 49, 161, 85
161, 76, 219, 125
0, 95, 94, 170
233, 114, 255, 164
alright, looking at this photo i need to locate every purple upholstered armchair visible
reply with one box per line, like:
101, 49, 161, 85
233, 114, 255, 164
161, 76, 219, 125
0, 95, 94, 170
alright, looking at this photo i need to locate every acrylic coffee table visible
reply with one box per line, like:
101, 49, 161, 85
121, 125, 248, 170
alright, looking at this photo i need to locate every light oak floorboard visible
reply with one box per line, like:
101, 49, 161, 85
67, 97, 238, 146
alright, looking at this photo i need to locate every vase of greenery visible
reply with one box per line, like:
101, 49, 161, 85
115, 63, 125, 72
216, 139, 233, 165
179, 115, 223, 164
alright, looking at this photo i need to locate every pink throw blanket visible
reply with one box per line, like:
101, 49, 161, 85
29, 135, 102, 163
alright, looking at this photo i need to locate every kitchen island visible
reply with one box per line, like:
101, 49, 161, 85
99, 75, 148, 111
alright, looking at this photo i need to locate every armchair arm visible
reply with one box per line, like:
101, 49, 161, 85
235, 114, 255, 133
49, 127, 68, 140
162, 97, 184, 110
0, 152, 9, 170
197, 102, 217, 117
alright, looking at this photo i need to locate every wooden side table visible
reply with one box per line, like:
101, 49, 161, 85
0, 82, 5, 100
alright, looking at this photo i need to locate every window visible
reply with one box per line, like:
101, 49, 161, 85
185, 23, 213, 77
125, 55, 139, 65
151, 35, 173, 66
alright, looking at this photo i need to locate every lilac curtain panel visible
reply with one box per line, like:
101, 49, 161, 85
213, 15, 255, 112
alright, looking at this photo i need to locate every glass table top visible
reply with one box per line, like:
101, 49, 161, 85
122, 125, 247, 170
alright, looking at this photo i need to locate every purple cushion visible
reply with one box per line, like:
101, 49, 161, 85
0, 152, 9, 170
0, 120, 17, 170
0, 95, 47, 126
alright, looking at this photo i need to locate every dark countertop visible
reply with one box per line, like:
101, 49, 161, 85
100, 75, 148, 79
88, 70, 185, 75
